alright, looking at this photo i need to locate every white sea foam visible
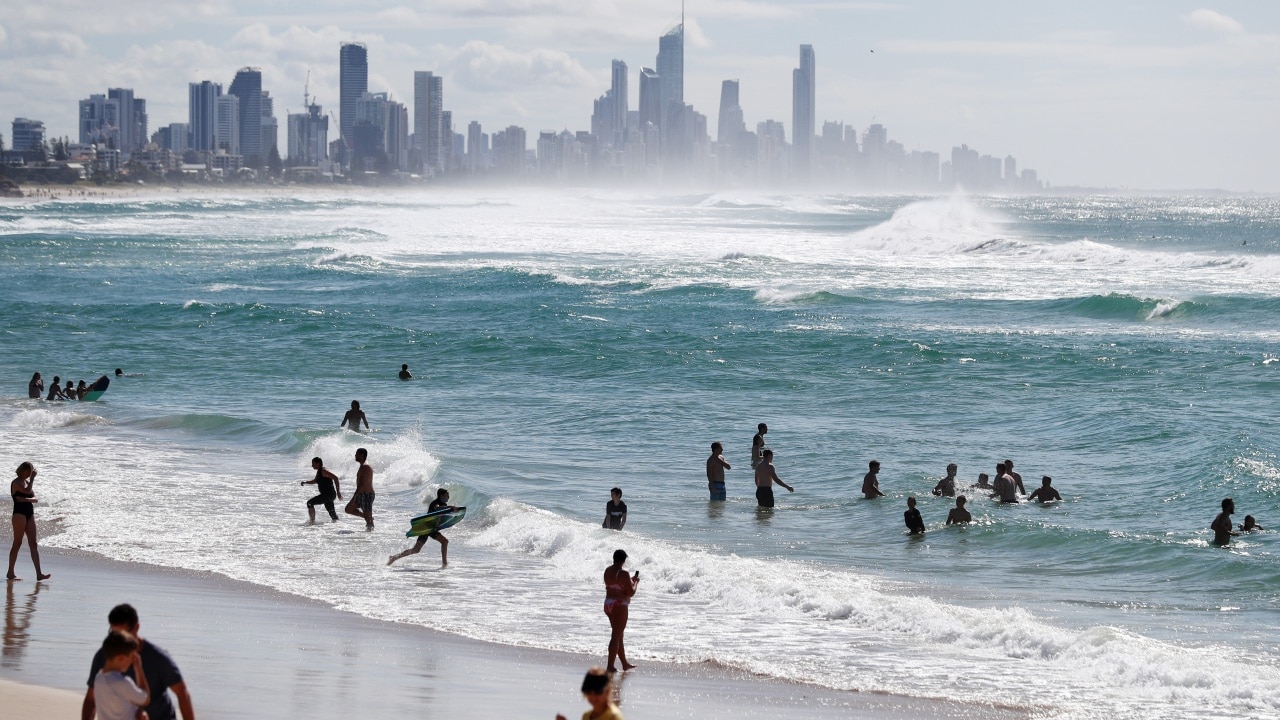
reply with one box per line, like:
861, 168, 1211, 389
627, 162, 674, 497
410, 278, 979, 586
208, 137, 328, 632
6, 407, 105, 430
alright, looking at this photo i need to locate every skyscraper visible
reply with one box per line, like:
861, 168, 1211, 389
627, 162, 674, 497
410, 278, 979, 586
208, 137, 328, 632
287, 101, 329, 166
228, 68, 264, 164
215, 94, 240, 155
106, 88, 146, 157
188, 81, 222, 153
414, 71, 444, 173
79, 94, 120, 147
717, 80, 744, 145
656, 23, 683, 124
638, 68, 661, 130
261, 91, 278, 160
792, 44, 816, 180
339, 43, 368, 142
610, 60, 629, 145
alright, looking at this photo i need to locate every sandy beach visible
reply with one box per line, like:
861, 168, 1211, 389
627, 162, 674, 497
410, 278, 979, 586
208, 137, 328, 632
0, 549, 1030, 719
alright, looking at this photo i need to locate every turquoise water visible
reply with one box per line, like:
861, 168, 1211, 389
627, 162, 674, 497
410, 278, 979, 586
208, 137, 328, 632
2, 191, 1279, 718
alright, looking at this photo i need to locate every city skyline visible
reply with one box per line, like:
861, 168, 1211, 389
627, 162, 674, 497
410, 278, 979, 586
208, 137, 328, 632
1, 2, 1276, 190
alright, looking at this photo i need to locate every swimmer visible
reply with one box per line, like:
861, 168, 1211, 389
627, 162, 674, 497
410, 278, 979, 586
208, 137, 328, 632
64, 380, 75, 399
751, 423, 768, 469
46, 376, 66, 401
904, 496, 925, 534
706, 442, 730, 501
602, 488, 627, 530
754, 449, 794, 508
28, 373, 43, 399
946, 496, 972, 525
862, 460, 885, 499
389, 488, 454, 566
974, 473, 992, 489
114, 368, 124, 377
340, 400, 369, 432
1211, 498, 1238, 546
76, 380, 88, 400
991, 463, 1018, 503
1028, 476, 1062, 502
398, 364, 413, 380
1240, 515, 1264, 532
932, 463, 957, 497
1004, 459, 1026, 495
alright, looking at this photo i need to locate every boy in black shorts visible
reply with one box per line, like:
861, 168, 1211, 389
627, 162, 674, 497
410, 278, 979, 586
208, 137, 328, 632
301, 457, 342, 523
388, 489, 455, 566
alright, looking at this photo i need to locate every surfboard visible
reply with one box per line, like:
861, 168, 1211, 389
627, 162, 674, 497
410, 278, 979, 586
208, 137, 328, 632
406, 506, 467, 538
81, 375, 110, 402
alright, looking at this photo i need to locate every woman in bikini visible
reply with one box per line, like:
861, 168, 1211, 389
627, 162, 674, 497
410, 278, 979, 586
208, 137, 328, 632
8, 462, 51, 581
602, 549, 639, 673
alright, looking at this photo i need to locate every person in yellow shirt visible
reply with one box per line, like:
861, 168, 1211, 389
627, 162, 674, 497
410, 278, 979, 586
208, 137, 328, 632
556, 667, 623, 720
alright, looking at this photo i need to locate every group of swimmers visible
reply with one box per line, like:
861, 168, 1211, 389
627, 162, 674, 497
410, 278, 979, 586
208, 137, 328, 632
26, 368, 121, 401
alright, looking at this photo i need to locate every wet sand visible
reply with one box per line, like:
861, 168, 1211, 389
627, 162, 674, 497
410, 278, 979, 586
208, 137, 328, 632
0, 549, 1033, 719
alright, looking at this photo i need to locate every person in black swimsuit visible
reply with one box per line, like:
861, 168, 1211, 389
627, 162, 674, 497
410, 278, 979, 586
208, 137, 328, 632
388, 489, 455, 566
300, 457, 342, 524
8, 462, 50, 581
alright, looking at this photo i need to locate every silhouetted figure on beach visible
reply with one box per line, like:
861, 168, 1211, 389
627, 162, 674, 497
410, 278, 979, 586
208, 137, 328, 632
398, 364, 413, 380
1212, 498, 1238, 546
301, 456, 342, 523
933, 463, 957, 497
340, 400, 369, 432
389, 488, 455, 567
7, 462, 50, 581
904, 497, 925, 534
344, 448, 375, 529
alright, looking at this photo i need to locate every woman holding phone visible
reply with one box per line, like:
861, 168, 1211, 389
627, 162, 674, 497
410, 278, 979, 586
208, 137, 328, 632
602, 549, 639, 672
8, 462, 50, 581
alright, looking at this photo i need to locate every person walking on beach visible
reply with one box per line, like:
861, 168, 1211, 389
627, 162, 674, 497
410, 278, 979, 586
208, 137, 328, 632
602, 488, 627, 530
603, 549, 639, 673
932, 463, 958, 497
862, 460, 885, 499
341, 400, 369, 432
1211, 498, 1238, 546
8, 462, 50, 581
27, 372, 43, 399
92, 630, 151, 720
946, 496, 972, 525
706, 442, 730, 501
556, 667, 624, 720
398, 364, 413, 380
46, 375, 67, 401
751, 423, 768, 469
1004, 459, 1026, 495
345, 448, 375, 529
82, 603, 196, 720
904, 497, 926, 534
754, 449, 794, 508
1028, 476, 1061, 503
389, 488, 455, 566
301, 456, 342, 524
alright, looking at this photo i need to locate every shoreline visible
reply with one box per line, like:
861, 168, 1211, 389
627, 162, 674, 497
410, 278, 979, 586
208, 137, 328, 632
0, 547, 1033, 719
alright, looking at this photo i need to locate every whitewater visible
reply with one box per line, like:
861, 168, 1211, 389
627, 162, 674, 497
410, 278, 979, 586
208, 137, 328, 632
2, 190, 1278, 719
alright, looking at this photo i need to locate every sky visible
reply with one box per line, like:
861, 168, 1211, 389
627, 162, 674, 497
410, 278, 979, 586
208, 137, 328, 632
0, 0, 1277, 191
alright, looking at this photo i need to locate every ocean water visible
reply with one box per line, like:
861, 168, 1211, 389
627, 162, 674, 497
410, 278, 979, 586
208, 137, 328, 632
2, 190, 1279, 719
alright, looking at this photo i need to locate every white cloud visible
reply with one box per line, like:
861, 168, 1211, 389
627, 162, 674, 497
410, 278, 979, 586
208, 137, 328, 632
1185, 9, 1244, 35
438, 40, 597, 92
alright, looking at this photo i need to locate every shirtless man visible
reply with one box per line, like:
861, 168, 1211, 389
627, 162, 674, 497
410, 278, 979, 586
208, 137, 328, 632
946, 496, 972, 525
46, 376, 67, 401
706, 442, 731, 501
1004, 459, 1026, 495
340, 401, 369, 432
753, 449, 793, 508
398, 364, 413, 380
751, 424, 768, 469
862, 460, 885, 499
1028, 476, 1061, 502
992, 463, 1019, 503
344, 448, 375, 529
933, 463, 958, 497
1211, 498, 1238, 546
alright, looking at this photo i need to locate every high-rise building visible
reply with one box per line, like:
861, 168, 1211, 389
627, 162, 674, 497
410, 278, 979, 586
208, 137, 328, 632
353, 92, 388, 160
386, 98, 409, 171
10, 118, 46, 152
610, 60, 628, 146
1004, 155, 1017, 187
441, 110, 454, 171
107, 88, 137, 154
228, 68, 264, 164
466, 120, 483, 172
287, 102, 329, 166
491, 125, 527, 175
261, 91, 278, 160
215, 94, 240, 155
717, 80, 744, 146
638, 68, 661, 130
791, 44, 816, 180
189, 81, 222, 152
414, 71, 444, 174
339, 43, 368, 142
79, 94, 120, 147
656, 23, 684, 123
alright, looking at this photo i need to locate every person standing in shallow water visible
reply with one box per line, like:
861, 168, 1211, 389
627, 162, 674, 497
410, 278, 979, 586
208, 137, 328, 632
933, 464, 957, 497
7, 462, 50, 581
345, 448, 375, 529
301, 456, 342, 523
603, 549, 639, 673
27, 372, 43, 399
602, 488, 627, 530
754, 449, 794, 508
1212, 498, 1238, 546
904, 496, 926, 534
398, 364, 413, 380
862, 460, 885, 499
341, 400, 369, 432
706, 442, 730, 501
946, 496, 972, 525
751, 423, 768, 469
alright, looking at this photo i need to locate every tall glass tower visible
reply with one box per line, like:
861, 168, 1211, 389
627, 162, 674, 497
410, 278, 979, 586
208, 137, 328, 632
792, 44, 816, 180
656, 24, 683, 125
229, 68, 263, 163
339, 43, 368, 142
